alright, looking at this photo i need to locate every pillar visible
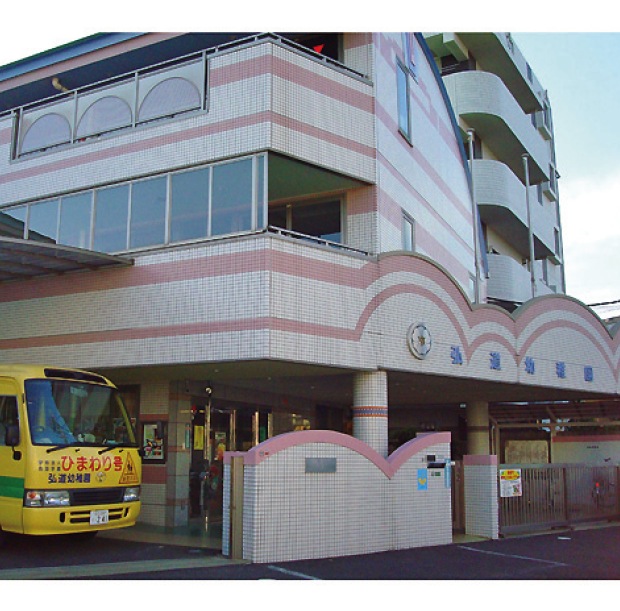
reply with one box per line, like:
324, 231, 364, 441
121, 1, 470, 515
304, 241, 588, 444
352, 371, 388, 457
466, 401, 490, 455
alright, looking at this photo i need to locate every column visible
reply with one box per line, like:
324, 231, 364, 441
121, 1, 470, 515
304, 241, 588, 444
352, 371, 388, 457
467, 401, 490, 455
464, 401, 499, 539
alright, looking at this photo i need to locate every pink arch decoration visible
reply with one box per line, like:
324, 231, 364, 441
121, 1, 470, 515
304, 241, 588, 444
224, 429, 451, 479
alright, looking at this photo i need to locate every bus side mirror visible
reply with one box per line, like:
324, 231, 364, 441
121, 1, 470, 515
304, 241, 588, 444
6, 424, 21, 460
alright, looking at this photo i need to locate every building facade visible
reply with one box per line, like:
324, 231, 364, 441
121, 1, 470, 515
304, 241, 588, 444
425, 32, 564, 311
1, 33, 619, 558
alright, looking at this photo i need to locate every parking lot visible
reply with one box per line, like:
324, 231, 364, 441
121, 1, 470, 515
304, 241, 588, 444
0, 522, 619, 581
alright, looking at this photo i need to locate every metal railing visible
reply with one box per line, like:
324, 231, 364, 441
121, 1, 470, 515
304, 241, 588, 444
499, 463, 620, 535
9, 33, 370, 160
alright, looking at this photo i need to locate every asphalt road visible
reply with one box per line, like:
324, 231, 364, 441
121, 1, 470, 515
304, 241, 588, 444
0, 523, 619, 581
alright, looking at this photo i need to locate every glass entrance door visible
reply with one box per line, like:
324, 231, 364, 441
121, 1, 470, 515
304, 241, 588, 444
188, 401, 271, 532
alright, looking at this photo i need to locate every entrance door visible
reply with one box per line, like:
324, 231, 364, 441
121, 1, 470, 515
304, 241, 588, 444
188, 402, 271, 530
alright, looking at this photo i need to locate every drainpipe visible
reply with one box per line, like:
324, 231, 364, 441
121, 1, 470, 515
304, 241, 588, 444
468, 129, 481, 304
522, 153, 536, 299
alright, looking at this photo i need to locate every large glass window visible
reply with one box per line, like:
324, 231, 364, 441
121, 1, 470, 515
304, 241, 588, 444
59, 192, 92, 249
130, 177, 167, 249
93, 185, 130, 253
170, 167, 210, 242
11, 154, 265, 253
211, 159, 253, 236
28, 199, 59, 243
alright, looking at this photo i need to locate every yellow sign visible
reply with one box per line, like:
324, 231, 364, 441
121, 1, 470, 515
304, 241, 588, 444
119, 453, 140, 485
194, 425, 204, 450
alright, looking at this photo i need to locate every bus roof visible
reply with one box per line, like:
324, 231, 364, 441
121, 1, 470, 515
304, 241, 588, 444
0, 364, 114, 386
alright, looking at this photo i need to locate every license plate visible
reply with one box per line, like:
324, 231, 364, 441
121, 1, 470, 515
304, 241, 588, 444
89, 509, 109, 525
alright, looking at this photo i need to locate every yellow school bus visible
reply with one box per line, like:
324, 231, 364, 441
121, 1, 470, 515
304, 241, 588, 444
0, 365, 141, 544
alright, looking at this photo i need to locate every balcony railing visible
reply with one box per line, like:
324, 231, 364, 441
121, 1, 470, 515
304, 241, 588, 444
9, 33, 369, 160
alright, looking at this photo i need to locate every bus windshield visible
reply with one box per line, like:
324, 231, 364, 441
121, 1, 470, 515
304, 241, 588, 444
24, 379, 137, 447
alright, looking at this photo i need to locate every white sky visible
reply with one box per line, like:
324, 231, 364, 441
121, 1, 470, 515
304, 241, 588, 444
1, 4, 618, 314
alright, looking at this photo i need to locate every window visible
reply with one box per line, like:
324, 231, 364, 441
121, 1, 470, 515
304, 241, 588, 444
59, 192, 93, 249
402, 33, 417, 80
0, 396, 18, 446
93, 185, 130, 253
11, 154, 266, 253
28, 199, 59, 243
170, 167, 210, 242
402, 213, 415, 251
130, 177, 167, 249
0, 206, 26, 239
396, 61, 411, 142
211, 159, 253, 237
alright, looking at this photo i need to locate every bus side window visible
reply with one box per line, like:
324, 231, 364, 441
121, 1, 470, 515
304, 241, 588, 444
0, 396, 19, 446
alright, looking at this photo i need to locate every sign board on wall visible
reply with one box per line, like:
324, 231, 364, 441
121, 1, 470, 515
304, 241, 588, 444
499, 468, 522, 497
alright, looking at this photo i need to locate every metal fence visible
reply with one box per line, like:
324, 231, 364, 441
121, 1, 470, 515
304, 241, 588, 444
499, 464, 620, 535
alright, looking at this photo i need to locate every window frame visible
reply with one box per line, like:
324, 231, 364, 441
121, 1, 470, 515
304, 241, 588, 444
396, 60, 412, 144
401, 211, 415, 252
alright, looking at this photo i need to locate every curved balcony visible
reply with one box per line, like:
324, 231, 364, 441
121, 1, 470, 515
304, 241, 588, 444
444, 70, 549, 184
474, 159, 555, 259
487, 253, 532, 305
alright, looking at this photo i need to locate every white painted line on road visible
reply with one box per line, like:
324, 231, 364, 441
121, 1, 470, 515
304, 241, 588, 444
458, 545, 568, 567
267, 565, 321, 580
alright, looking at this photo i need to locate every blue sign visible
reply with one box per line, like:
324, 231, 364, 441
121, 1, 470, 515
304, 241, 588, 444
417, 468, 428, 491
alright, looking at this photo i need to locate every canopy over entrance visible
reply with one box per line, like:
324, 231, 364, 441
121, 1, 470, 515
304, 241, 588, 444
0, 236, 133, 282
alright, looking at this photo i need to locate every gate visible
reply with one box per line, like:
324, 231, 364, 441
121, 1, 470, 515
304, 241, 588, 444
499, 464, 620, 536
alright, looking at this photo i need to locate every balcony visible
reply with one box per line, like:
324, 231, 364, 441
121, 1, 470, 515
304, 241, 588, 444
474, 159, 556, 259
455, 33, 545, 114
487, 253, 532, 305
5, 33, 375, 195
444, 70, 549, 184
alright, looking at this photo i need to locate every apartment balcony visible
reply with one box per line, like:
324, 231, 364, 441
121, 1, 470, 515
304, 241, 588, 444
487, 253, 532, 305
474, 159, 556, 259
444, 70, 549, 184
487, 253, 556, 306
455, 33, 545, 114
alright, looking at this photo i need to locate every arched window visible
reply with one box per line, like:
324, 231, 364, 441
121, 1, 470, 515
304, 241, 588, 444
21, 113, 71, 154
138, 77, 201, 123
76, 96, 132, 139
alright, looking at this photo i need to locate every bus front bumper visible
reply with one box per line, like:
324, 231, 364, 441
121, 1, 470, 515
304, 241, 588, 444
22, 502, 141, 535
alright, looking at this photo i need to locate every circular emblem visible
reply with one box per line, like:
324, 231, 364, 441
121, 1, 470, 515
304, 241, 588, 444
407, 322, 432, 360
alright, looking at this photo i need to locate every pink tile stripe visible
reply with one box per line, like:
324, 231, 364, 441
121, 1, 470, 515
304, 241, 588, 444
224, 429, 451, 479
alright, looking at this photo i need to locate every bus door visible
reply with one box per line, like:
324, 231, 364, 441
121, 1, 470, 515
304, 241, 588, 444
0, 378, 25, 534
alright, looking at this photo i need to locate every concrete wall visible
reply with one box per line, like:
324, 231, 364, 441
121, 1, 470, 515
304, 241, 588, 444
222, 430, 452, 563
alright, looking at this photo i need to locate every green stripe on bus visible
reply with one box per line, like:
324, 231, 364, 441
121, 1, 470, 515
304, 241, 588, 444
0, 476, 25, 499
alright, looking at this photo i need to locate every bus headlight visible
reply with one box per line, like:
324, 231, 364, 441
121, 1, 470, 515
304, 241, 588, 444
25, 490, 70, 507
123, 486, 140, 502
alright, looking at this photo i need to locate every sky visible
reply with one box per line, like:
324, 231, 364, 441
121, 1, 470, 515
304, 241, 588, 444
0, 4, 618, 315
